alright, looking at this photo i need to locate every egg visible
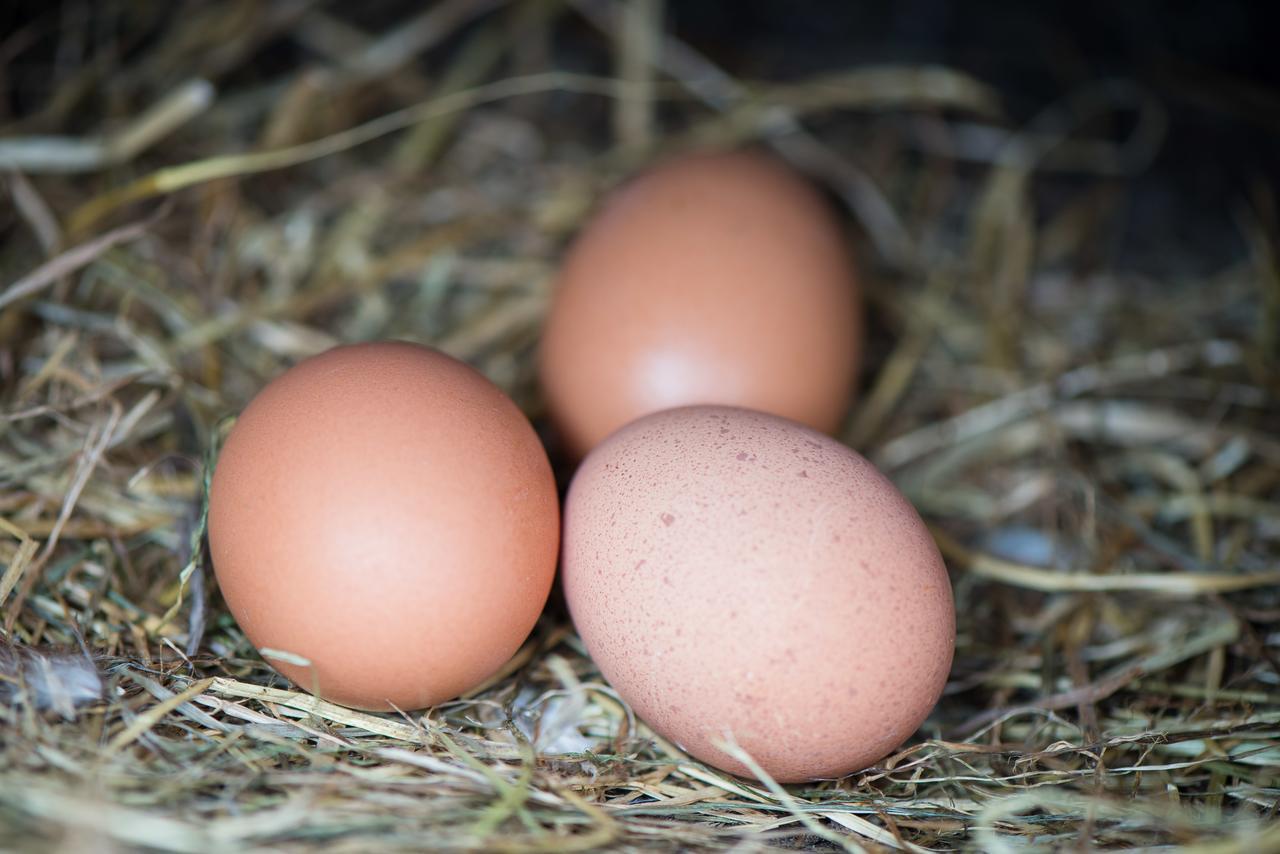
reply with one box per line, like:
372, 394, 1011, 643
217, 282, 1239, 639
208, 342, 559, 711
539, 149, 862, 459
562, 406, 954, 782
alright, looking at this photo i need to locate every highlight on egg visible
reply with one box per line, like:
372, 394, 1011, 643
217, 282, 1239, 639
207, 341, 560, 711
560, 405, 955, 782
539, 148, 863, 459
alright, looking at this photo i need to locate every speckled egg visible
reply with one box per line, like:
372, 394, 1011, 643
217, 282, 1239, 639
539, 149, 862, 459
562, 405, 954, 782
208, 342, 560, 711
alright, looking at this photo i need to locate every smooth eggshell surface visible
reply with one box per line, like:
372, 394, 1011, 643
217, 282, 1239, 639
539, 149, 862, 459
208, 342, 559, 711
562, 406, 954, 782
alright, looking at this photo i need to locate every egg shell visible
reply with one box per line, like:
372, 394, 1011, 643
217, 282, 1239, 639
562, 406, 954, 782
208, 342, 559, 711
539, 149, 862, 459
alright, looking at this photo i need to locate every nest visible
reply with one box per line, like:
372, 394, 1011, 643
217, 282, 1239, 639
1, 2, 1278, 850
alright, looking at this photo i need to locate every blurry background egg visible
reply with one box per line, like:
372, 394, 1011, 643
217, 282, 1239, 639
562, 406, 954, 782
539, 150, 862, 459
208, 342, 560, 711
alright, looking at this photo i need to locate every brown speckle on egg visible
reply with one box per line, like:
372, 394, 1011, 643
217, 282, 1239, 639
561, 405, 955, 782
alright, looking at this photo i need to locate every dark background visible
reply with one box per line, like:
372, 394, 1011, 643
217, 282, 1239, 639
674, 0, 1279, 273
2, 0, 1275, 276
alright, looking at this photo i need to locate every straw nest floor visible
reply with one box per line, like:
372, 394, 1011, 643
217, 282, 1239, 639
1, 2, 1278, 851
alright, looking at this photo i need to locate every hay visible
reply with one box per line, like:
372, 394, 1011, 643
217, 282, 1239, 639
2, 2, 1277, 850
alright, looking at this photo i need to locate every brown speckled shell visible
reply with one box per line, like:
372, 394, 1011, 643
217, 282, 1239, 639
208, 342, 560, 711
562, 406, 954, 782
539, 150, 862, 459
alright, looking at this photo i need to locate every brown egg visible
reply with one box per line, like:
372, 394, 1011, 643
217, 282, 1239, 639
562, 406, 954, 782
539, 149, 862, 459
208, 342, 559, 711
